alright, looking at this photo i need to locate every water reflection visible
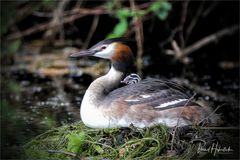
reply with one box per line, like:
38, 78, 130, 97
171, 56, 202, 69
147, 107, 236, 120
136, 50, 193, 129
1, 68, 85, 158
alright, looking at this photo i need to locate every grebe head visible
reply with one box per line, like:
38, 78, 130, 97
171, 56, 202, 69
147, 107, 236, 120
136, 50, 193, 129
71, 38, 134, 72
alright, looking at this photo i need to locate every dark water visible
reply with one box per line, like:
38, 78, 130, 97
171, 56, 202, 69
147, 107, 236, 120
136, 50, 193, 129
1, 59, 239, 156
1, 68, 82, 158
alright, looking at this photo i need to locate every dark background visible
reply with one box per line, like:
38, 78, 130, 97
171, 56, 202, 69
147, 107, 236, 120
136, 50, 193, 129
1, 0, 239, 159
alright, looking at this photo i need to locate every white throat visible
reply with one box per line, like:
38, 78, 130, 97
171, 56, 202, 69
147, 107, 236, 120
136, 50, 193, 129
80, 66, 124, 128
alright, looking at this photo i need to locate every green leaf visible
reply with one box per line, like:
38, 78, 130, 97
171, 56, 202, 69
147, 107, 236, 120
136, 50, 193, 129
155, 10, 168, 20
134, 10, 147, 17
0, 1, 17, 35
116, 7, 146, 18
67, 132, 85, 154
106, 17, 128, 39
161, 1, 172, 11
117, 8, 133, 18
149, 1, 161, 12
105, 0, 115, 11
148, 0, 172, 21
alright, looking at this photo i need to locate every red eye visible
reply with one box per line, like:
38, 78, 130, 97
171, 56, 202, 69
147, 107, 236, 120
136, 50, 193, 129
101, 46, 106, 50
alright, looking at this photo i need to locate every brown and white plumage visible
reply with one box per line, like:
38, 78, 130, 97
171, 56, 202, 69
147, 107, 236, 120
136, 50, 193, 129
71, 38, 219, 128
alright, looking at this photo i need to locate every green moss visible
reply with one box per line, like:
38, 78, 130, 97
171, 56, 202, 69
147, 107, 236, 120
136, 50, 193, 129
24, 122, 211, 159
23, 122, 174, 159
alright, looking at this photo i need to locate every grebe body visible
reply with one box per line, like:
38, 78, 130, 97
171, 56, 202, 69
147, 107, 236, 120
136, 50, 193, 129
71, 38, 219, 128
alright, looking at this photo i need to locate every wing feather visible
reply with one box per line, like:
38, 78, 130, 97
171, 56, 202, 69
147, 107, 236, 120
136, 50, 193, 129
106, 78, 195, 109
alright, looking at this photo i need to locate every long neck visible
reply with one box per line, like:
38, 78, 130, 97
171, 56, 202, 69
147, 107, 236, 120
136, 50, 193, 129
84, 66, 124, 104
82, 43, 133, 105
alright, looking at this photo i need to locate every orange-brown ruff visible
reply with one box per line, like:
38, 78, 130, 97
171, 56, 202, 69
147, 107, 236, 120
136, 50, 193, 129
71, 38, 220, 128
111, 43, 133, 63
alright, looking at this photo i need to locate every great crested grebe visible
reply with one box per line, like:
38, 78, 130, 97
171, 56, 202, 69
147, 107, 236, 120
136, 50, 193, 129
71, 38, 219, 128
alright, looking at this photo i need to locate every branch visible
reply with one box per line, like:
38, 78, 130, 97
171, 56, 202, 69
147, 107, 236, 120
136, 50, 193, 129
170, 94, 196, 151
7, 7, 107, 40
202, 1, 218, 17
82, 15, 99, 49
179, 1, 189, 48
159, 26, 182, 47
198, 104, 224, 126
166, 25, 239, 63
130, 0, 144, 77
6, 0, 156, 41
185, 0, 205, 43
172, 78, 237, 103
182, 25, 239, 58
43, 0, 69, 41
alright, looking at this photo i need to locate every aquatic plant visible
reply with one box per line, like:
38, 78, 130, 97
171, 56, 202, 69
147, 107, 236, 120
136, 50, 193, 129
25, 121, 225, 159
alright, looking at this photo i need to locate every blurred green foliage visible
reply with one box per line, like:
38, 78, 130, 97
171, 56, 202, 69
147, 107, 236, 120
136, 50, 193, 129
107, 9, 129, 39
41, 114, 55, 129
0, 1, 55, 57
1, 0, 172, 44
149, 0, 172, 20
0, 1, 55, 36
106, 0, 172, 38
1, 100, 25, 158
7, 39, 22, 54
42, 0, 56, 10
6, 80, 21, 95
1, 100, 16, 122
0, 1, 17, 35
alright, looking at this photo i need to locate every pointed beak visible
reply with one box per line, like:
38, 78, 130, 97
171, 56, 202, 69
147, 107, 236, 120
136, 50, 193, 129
70, 49, 96, 58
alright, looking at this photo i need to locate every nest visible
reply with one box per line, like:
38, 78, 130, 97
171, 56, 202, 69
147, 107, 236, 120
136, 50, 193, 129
23, 122, 237, 159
